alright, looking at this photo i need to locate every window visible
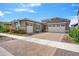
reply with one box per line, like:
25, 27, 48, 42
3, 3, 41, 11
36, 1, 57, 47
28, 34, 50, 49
48, 24, 55, 27
57, 24, 60, 27
36, 25, 40, 29
48, 24, 52, 27
53, 24, 55, 27
61, 24, 65, 26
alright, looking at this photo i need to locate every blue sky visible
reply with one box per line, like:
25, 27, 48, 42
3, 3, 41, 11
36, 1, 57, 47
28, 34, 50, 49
0, 3, 79, 25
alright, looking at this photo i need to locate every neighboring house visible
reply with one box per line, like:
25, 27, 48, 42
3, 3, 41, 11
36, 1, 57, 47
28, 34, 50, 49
71, 23, 78, 29
11, 18, 43, 34
0, 22, 11, 27
42, 17, 70, 33
71, 10, 79, 29
0, 22, 3, 26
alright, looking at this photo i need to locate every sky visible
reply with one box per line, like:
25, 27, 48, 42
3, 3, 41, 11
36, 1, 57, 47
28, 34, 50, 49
0, 3, 79, 25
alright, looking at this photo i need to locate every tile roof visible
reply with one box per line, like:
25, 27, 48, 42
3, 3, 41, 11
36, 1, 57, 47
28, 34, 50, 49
42, 17, 70, 23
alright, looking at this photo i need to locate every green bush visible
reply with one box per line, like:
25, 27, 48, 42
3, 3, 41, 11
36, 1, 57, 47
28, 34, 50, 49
0, 26, 3, 32
69, 28, 79, 42
0, 25, 10, 32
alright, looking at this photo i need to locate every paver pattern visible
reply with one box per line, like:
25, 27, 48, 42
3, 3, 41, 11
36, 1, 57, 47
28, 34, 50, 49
0, 40, 56, 56
0, 33, 79, 56
30, 33, 65, 41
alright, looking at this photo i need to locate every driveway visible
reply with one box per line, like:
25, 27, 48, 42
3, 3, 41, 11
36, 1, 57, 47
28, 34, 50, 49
0, 40, 56, 56
30, 32, 65, 41
0, 33, 79, 56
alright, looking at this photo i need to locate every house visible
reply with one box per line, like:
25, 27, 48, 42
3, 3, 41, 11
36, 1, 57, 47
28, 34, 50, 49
11, 18, 70, 33
71, 10, 79, 29
11, 18, 43, 34
42, 17, 70, 33
71, 23, 78, 29
0, 22, 11, 27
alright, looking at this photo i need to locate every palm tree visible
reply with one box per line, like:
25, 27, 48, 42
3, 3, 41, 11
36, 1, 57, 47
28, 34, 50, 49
11, 19, 17, 22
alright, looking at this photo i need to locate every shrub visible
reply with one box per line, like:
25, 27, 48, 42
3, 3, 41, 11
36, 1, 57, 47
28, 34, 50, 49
17, 30, 26, 34
0, 26, 3, 32
10, 29, 17, 33
1, 25, 10, 32
69, 28, 79, 42
10, 29, 26, 34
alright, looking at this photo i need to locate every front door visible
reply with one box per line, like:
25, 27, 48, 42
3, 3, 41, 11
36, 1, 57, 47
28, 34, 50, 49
27, 25, 33, 34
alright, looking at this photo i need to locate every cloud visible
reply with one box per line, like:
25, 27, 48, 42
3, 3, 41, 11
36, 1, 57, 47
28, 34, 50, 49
14, 8, 36, 13
14, 3, 41, 13
20, 3, 41, 8
0, 10, 12, 17
28, 3, 41, 7
0, 11, 4, 17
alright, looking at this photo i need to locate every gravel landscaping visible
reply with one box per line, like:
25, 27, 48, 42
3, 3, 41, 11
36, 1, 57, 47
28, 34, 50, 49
54, 48, 79, 56
62, 34, 77, 44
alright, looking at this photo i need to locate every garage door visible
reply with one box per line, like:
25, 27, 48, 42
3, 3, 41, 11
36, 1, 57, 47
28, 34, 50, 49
27, 26, 33, 33
48, 27, 65, 33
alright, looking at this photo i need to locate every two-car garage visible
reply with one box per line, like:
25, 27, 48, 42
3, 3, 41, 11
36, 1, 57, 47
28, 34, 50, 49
47, 23, 66, 33
48, 26, 65, 33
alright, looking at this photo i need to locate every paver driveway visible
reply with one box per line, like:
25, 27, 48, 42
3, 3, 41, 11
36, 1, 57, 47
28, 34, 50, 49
0, 40, 56, 56
0, 33, 79, 56
30, 32, 65, 41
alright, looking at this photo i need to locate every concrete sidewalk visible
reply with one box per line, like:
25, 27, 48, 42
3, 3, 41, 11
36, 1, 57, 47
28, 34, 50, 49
0, 33, 79, 53
0, 47, 13, 56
